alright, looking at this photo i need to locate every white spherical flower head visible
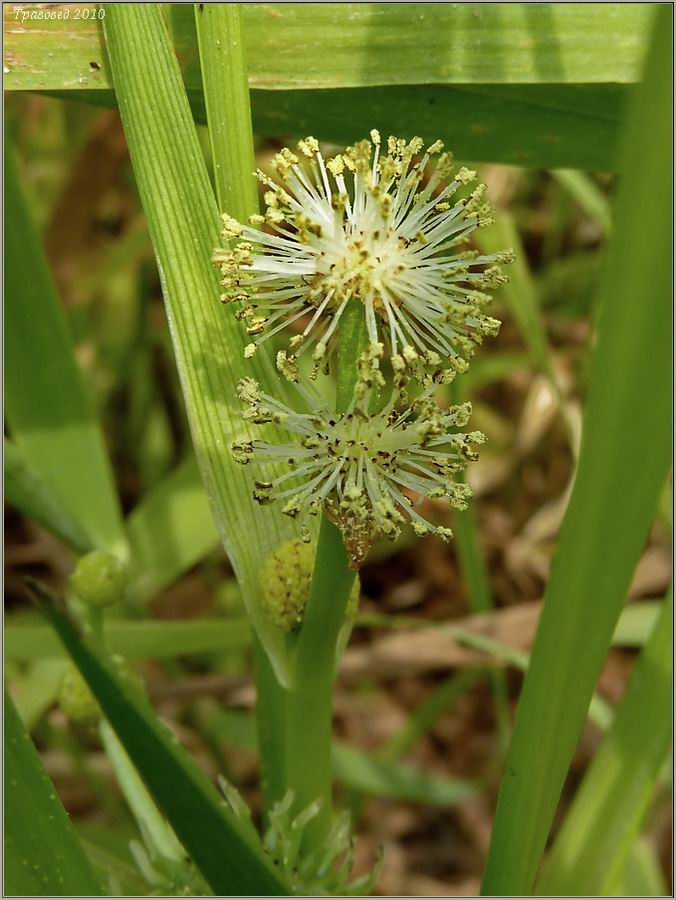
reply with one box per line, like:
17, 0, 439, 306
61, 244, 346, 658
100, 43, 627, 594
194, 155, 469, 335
213, 132, 514, 378
232, 350, 485, 568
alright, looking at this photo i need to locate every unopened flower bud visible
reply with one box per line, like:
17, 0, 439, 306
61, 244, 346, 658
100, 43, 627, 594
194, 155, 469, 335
70, 551, 128, 609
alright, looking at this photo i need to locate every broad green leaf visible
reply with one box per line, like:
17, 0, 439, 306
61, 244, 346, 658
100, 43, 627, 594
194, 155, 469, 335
247, 83, 629, 173
4, 689, 105, 896
5, 143, 125, 556
44, 82, 629, 173
5, 438, 92, 553
125, 456, 217, 599
37, 590, 288, 896
537, 593, 672, 896
4, 4, 653, 91
102, 3, 301, 684
481, 8, 672, 894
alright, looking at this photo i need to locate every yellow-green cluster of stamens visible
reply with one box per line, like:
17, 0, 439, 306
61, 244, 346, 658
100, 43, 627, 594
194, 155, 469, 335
233, 355, 484, 567
213, 131, 512, 377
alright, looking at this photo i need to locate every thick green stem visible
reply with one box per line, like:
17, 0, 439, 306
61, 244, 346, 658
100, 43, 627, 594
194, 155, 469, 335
285, 301, 368, 848
252, 635, 288, 816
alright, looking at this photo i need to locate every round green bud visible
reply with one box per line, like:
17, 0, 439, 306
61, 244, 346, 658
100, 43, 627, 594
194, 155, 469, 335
70, 551, 128, 609
261, 539, 360, 632
59, 665, 100, 724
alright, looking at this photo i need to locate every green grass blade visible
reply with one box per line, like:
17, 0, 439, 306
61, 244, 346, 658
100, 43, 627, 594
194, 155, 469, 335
454, 630, 612, 731
613, 838, 669, 897
6, 600, 658, 662
481, 9, 672, 894
453, 511, 511, 747
5, 5, 653, 91
102, 3, 300, 683
4, 689, 106, 896
551, 169, 612, 234
611, 601, 661, 647
5, 142, 125, 556
5, 438, 92, 553
36, 591, 288, 896
537, 593, 672, 896
476, 214, 554, 381
194, 2, 258, 218
331, 743, 477, 807
6, 616, 250, 662
44, 82, 629, 172
381, 671, 482, 761
125, 456, 218, 599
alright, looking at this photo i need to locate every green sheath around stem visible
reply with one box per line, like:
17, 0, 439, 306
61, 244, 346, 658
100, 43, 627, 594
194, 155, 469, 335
285, 300, 368, 850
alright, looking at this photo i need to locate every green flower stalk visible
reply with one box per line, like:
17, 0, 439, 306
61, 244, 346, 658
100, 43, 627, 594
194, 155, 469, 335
213, 132, 513, 379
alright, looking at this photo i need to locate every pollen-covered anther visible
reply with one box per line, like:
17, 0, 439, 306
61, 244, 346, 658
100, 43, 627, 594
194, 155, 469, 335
232, 349, 485, 567
212, 132, 514, 376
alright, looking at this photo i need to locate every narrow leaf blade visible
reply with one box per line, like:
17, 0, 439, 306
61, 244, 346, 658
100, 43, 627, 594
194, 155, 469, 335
481, 9, 672, 893
538, 593, 672, 895
4, 689, 105, 896
37, 593, 288, 896
102, 3, 299, 682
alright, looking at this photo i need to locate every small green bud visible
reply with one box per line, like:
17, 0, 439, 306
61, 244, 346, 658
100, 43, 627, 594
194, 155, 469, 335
59, 665, 100, 724
261, 539, 360, 632
70, 551, 128, 609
